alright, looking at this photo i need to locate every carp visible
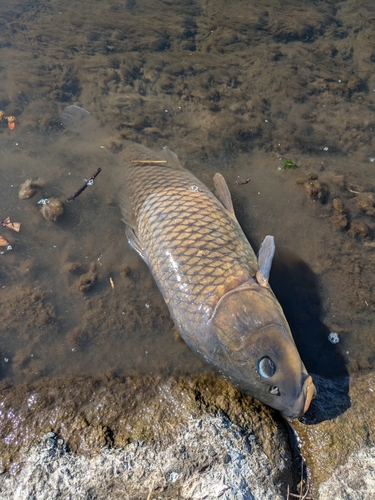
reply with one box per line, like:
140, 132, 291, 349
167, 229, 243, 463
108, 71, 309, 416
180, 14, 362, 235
61, 106, 316, 418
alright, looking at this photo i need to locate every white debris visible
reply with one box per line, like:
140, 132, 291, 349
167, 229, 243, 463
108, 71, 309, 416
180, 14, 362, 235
328, 332, 340, 344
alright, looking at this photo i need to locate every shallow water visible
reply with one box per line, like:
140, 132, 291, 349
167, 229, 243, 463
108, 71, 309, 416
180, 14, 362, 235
0, 0, 374, 439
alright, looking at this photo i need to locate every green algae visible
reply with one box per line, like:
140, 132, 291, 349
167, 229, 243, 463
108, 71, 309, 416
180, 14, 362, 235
281, 159, 300, 170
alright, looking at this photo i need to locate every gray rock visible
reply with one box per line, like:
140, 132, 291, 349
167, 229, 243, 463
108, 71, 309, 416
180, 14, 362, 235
318, 446, 375, 500
0, 412, 291, 500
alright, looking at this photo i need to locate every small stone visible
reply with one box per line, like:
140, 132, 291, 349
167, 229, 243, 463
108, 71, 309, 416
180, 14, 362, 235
169, 471, 179, 482
349, 221, 371, 238
208, 446, 217, 457
332, 198, 345, 212
42, 431, 55, 441
307, 172, 318, 180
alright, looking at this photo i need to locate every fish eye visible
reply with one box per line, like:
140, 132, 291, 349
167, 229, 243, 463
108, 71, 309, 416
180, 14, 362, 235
269, 385, 280, 396
258, 356, 276, 378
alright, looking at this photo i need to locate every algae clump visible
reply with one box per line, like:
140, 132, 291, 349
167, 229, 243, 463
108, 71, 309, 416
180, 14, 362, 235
281, 159, 299, 170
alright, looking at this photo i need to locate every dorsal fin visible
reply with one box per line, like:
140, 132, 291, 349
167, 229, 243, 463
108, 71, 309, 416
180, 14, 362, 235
157, 146, 185, 170
213, 173, 236, 218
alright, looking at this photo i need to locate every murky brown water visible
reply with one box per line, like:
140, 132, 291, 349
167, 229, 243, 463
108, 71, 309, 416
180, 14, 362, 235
0, 0, 375, 487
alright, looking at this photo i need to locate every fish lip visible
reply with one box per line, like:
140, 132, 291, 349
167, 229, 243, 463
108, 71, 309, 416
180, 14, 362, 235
302, 374, 316, 415
281, 374, 316, 419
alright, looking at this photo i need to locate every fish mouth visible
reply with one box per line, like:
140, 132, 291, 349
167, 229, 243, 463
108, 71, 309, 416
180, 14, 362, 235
302, 374, 316, 415
283, 374, 316, 419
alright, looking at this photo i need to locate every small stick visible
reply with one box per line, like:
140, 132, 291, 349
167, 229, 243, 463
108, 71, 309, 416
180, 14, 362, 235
234, 178, 250, 185
146, 480, 155, 500
131, 160, 167, 164
288, 493, 313, 500
288, 481, 312, 499
67, 167, 101, 202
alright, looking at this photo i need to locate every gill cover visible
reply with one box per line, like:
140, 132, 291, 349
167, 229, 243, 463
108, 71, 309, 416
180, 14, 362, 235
209, 281, 312, 417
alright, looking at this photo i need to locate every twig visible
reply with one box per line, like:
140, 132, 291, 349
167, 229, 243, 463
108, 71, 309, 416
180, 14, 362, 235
288, 481, 312, 499
131, 160, 167, 164
146, 480, 155, 500
347, 188, 361, 194
67, 167, 101, 202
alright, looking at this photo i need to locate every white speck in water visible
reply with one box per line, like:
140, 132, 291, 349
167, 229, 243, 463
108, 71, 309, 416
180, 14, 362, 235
277, 167, 282, 170
323, 146, 329, 151
369, 158, 375, 163
265, 119, 268, 122
37, 198, 50, 205
145, 303, 150, 308
164, 109, 168, 113
27, 395, 37, 407
4, 358, 9, 363
190, 184, 201, 192
71, 348, 76, 352
87, 179, 93, 186
338, 79, 341, 83
328, 332, 339, 344
6, 245, 12, 251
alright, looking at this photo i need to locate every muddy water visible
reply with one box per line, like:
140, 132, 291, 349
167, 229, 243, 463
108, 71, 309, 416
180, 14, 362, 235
0, 0, 375, 490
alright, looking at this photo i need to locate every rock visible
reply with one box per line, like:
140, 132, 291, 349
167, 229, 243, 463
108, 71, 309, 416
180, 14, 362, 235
349, 221, 372, 239
0, 376, 294, 500
318, 446, 375, 500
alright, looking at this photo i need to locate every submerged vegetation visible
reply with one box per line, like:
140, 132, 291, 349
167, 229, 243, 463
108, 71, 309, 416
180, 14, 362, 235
281, 159, 300, 170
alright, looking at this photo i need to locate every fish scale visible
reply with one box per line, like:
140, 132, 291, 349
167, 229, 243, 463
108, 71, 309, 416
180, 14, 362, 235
129, 169, 257, 333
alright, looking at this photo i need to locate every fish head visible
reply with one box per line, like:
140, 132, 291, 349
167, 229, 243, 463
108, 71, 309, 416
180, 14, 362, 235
210, 282, 316, 418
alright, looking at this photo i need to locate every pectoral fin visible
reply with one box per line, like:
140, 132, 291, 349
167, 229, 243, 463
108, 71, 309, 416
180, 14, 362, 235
125, 227, 146, 261
213, 173, 236, 218
256, 235, 275, 287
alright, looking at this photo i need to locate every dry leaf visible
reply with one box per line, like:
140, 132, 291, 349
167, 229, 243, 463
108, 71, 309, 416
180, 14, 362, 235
0, 236, 10, 246
1, 216, 21, 232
